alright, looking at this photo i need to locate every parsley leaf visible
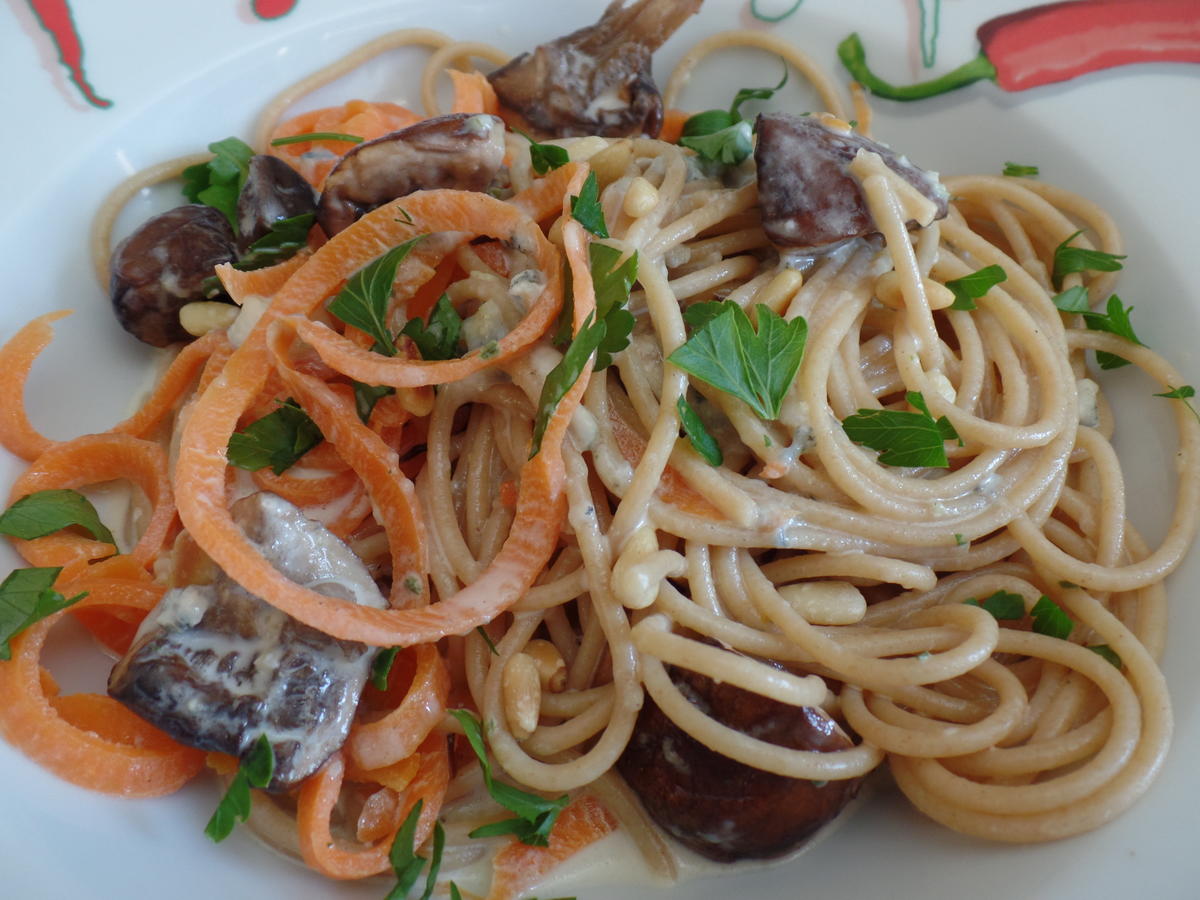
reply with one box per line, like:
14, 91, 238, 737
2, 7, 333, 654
963, 590, 1025, 620
449, 708, 569, 847
529, 313, 606, 458
1051, 285, 1091, 313
569, 172, 608, 238
181, 137, 255, 233
945, 264, 1006, 311
401, 293, 462, 361
1052, 230, 1125, 288
353, 381, 394, 423
1081, 294, 1142, 370
1088, 644, 1122, 669
385, 799, 427, 900
680, 121, 755, 166
677, 396, 723, 466
589, 244, 638, 370
449, 883, 463, 900
476, 625, 500, 655
679, 63, 787, 165
1030, 595, 1073, 640
371, 647, 402, 691
269, 132, 363, 146
841, 390, 960, 468
517, 131, 570, 175
0, 489, 115, 545
1154, 385, 1200, 425
227, 399, 323, 475
667, 301, 807, 421
1003, 162, 1039, 177
232, 212, 315, 271
328, 237, 424, 355
204, 734, 275, 843
0, 567, 85, 660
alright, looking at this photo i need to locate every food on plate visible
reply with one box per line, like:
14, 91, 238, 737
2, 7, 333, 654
1, 1, 1198, 898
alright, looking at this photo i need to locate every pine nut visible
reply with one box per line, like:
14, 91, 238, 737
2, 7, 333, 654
587, 139, 634, 186
778, 581, 867, 625
502, 652, 542, 740
623, 176, 659, 218
523, 639, 567, 693
179, 301, 238, 337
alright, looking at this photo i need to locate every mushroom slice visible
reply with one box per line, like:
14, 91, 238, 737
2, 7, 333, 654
109, 204, 237, 347
236, 154, 317, 251
317, 113, 506, 236
754, 112, 949, 253
617, 666, 861, 862
108, 492, 386, 791
487, 0, 702, 139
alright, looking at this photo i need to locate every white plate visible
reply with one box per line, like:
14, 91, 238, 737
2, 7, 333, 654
2, 0, 1199, 897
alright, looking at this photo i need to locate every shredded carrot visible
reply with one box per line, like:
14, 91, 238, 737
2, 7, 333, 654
0, 589, 204, 797
449, 69, 501, 116
659, 107, 690, 144
348, 643, 449, 770
0, 310, 70, 461
486, 795, 619, 900
214, 249, 312, 302
297, 732, 449, 879
608, 408, 724, 521
268, 100, 423, 189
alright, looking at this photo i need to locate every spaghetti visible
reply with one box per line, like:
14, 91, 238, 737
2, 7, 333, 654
1, 11, 1197, 899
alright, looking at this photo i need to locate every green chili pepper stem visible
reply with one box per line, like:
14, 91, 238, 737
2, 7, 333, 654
837, 33, 998, 101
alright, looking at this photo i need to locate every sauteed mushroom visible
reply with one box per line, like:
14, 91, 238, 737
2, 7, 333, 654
108, 492, 386, 791
754, 112, 949, 252
618, 665, 862, 862
317, 113, 506, 236
109, 204, 236, 347
488, 0, 702, 139
236, 154, 317, 250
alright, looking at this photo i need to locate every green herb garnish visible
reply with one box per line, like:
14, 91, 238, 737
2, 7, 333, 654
529, 313, 606, 458
401, 293, 463, 361
1154, 385, 1200, 424
204, 734, 275, 843
1052, 230, 1125, 289
679, 64, 788, 165
963, 589, 1025, 620
227, 398, 323, 475
569, 172, 608, 238
667, 301, 807, 421
269, 132, 364, 146
181, 137, 255, 233
232, 212, 315, 271
945, 264, 1007, 311
842, 391, 960, 468
1030, 595, 1073, 640
0, 489, 115, 545
449, 708, 569, 847
517, 131, 570, 175
1051, 285, 1091, 313
353, 381, 394, 424
677, 396, 723, 466
328, 237, 424, 355
0, 567, 85, 660
1078, 294, 1143, 370
1088, 644, 1122, 669
371, 647, 402, 691
385, 800, 444, 900
589, 244, 638, 370
1002, 162, 1039, 177
475, 625, 500, 656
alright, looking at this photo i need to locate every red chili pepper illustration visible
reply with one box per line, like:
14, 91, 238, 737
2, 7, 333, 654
251, 0, 299, 20
839, 0, 1200, 101
26, 0, 111, 108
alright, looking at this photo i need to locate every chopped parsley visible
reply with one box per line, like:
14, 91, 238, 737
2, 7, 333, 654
1052, 230, 1125, 289
529, 313, 606, 458
841, 390, 960, 468
328, 237, 424, 355
1154, 385, 1200, 425
945, 264, 1007, 311
667, 301, 807, 421
0, 489, 114, 545
0, 566, 85, 660
204, 734, 275, 843
1030, 595, 1073, 641
1002, 162, 1039, 177
181, 137, 255, 233
231, 212, 315, 271
476, 625, 500, 656
676, 396, 723, 466
1088, 644, 1122, 669
449, 708, 568, 846
517, 131, 570, 175
1082, 294, 1143, 370
226, 398, 322, 475
569, 172, 608, 238
589, 243, 638, 370
269, 132, 364, 146
401, 293, 463, 362
963, 589, 1025, 620
371, 647, 402, 691
679, 63, 788, 166
384, 799, 445, 900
